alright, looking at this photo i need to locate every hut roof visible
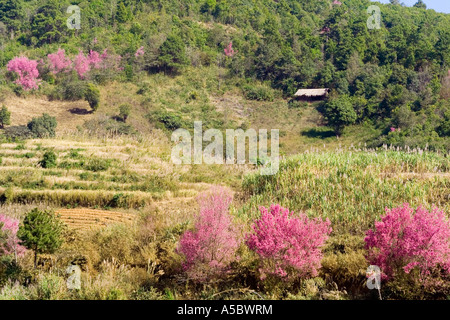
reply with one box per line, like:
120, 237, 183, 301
294, 88, 329, 97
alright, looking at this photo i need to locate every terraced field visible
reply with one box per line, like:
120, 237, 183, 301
0, 133, 224, 207
0, 132, 252, 234
55, 208, 136, 231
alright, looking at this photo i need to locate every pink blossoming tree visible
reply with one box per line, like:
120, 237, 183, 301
0, 214, 26, 258
7, 56, 41, 90
47, 48, 72, 74
177, 186, 240, 281
88, 50, 103, 69
74, 50, 91, 78
246, 204, 332, 280
365, 204, 450, 281
224, 41, 237, 57
135, 46, 145, 58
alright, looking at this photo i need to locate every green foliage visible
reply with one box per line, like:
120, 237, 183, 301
119, 104, 131, 123
27, 113, 57, 138
85, 158, 112, 172
28, 0, 66, 46
243, 85, 275, 101
3, 125, 32, 140
49, 80, 87, 101
158, 34, 189, 74
149, 109, 186, 131
39, 151, 57, 169
17, 208, 64, 267
323, 95, 357, 136
0, 104, 11, 128
413, 0, 427, 9
85, 83, 100, 112
116, 1, 132, 23
0, 0, 23, 33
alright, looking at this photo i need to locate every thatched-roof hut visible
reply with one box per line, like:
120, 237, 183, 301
294, 88, 330, 100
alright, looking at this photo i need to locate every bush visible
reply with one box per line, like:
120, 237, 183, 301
84, 158, 111, 172
3, 125, 33, 140
55, 80, 87, 101
288, 99, 308, 109
177, 186, 240, 281
0, 214, 26, 257
119, 104, 131, 123
0, 105, 11, 128
27, 113, 57, 138
365, 204, 450, 281
246, 204, 332, 281
39, 151, 57, 169
243, 85, 274, 101
85, 83, 100, 112
82, 115, 135, 136
148, 109, 186, 131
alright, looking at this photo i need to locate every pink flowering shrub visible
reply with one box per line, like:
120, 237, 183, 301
224, 41, 237, 57
135, 46, 145, 57
7, 56, 41, 90
88, 50, 103, 69
246, 204, 332, 280
0, 214, 26, 257
47, 48, 72, 74
177, 186, 240, 281
73, 50, 91, 78
365, 204, 450, 281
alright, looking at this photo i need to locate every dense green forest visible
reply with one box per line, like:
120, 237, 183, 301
0, 0, 449, 150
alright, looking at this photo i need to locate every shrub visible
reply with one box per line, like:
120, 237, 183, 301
7, 56, 41, 90
149, 109, 185, 131
85, 83, 100, 111
47, 48, 72, 74
177, 186, 240, 281
3, 125, 33, 139
84, 158, 111, 172
246, 204, 332, 281
0, 105, 11, 128
243, 85, 274, 101
365, 204, 450, 281
17, 208, 65, 268
58, 79, 87, 101
119, 104, 131, 123
0, 214, 26, 258
27, 113, 57, 138
74, 50, 90, 78
39, 151, 57, 169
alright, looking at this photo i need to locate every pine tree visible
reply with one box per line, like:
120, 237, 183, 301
116, 2, 130, 23
18, 208, 65, 268
0, 105, 11, 128
413, 0, 427, 9
158, 34, 189, 74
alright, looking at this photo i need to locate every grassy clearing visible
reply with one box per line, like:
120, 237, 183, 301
239, 147, 450, 234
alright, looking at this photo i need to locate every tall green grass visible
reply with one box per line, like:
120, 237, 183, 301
239, 150, 450, 233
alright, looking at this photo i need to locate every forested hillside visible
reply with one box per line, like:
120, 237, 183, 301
0, 0, 449, 150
